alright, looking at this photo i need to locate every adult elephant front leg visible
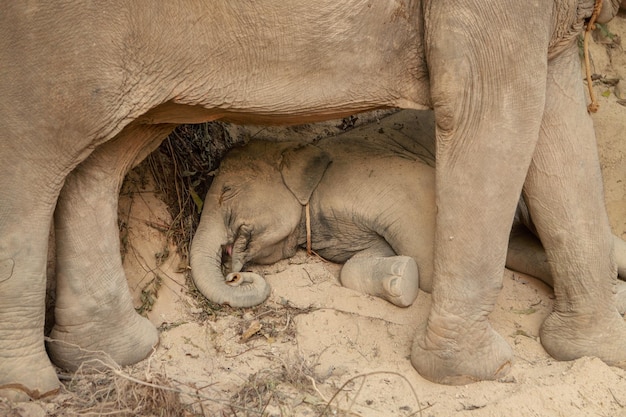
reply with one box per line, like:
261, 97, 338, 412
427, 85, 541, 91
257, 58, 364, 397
48, 123, 173, 370
0, 142, 90, 399
411, 1, 549, 384
526, 42, 626, 365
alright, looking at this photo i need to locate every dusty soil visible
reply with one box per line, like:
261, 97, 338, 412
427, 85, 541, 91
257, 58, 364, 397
4, 12, 626, 417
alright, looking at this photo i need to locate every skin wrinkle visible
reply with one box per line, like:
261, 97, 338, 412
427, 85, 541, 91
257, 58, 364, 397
545, 54, 580, 101
425, 304, 499, 354
123, 7, 209, 111
309, 213, 375, 262
532, 117, 601, 233
548, 0, 608, 59
369, 188, 422, 253
90, 17, 155, 141
524, 47, 615, 327
437, 56, 534, 182
188, 1, 427, 115
549, 0, 585, 57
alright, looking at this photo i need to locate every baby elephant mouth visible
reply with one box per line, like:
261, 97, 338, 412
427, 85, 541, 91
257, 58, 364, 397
221, 243, 246, 275
220, 244, 234, 275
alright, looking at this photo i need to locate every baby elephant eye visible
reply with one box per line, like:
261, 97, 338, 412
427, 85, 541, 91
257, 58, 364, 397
219, 185, 237, 204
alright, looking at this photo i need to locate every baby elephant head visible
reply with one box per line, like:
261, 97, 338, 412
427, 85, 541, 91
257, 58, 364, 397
190, 141, 331, 307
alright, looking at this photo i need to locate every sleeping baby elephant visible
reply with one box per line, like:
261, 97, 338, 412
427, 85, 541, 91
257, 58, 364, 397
190, 132, 626, 308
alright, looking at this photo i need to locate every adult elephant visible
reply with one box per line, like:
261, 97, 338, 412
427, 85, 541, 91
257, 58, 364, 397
0, 0, 622, 399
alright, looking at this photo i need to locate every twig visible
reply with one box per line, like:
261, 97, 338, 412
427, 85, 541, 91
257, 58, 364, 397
316, 371, 423, 417
306, 375, 330, 403
45, 337, 228, 406
260, 391, 274, 415
609, 388, 625, 407
584, 0, 603, 113
347, 373, 366, 413
306, 203, 312, 255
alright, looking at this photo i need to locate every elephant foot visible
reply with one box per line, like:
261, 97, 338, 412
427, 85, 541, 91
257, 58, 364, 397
47, 309, 158, 371
540, 308, 626, 368
411, 311, 513, 384
340, 255, 419, 307
0, 349, 60, 401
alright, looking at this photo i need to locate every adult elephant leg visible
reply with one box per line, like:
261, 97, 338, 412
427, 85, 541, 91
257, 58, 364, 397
411, 1, 548, 384
506, 227, 626, 314
48, 123, 173, 370
525, 43, 626, 365
0, 187, 61, 400
0, 142, 94, 399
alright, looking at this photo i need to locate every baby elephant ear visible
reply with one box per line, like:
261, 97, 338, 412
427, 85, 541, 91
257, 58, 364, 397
280, 144, 332, 205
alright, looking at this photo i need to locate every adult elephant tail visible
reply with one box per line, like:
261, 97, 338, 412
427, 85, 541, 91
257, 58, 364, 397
190, 196, 270, 308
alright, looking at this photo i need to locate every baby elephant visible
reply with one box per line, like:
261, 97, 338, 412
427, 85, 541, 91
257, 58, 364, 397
190, 133, 626, 308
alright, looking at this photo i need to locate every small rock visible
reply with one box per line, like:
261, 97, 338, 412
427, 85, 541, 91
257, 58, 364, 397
15, 402, 47, 417
498, 375, 517, 383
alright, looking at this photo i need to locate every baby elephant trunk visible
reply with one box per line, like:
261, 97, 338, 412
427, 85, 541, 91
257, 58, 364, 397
190, 202, 270, 308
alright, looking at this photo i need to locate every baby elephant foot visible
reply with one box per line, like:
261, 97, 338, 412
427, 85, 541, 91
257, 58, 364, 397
48, 308, 158, 371
540, 308, 626, 368
340, 255, 419, 307
411, 311, 513, 384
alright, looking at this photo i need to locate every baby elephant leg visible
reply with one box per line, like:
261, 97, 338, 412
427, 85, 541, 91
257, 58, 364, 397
340, 245, 419, 307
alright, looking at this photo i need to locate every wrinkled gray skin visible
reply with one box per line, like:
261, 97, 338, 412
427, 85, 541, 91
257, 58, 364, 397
191, 132, 626, 311
0, 0, 624, 399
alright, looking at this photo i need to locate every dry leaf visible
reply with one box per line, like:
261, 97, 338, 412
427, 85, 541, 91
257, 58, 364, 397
239, 320, 262, 343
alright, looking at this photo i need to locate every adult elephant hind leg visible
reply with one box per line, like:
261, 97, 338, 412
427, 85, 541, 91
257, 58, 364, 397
411, 2, 550, 384
340, 244, 419, 307
48, 123, 174, 370
526, 43, 626, 367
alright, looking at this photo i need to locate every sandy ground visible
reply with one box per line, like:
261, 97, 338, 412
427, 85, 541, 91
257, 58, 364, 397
4, 11, 626, 417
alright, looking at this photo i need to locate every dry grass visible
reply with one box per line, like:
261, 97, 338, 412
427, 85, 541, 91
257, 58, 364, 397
53, 363, 187, 417
146, 122, 247, 259
223, 358, 427, 417
223, 353, 324, 417
0, 358, 198, 417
